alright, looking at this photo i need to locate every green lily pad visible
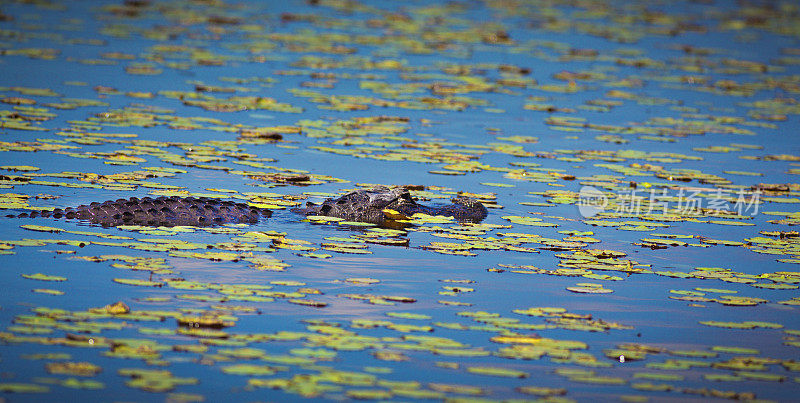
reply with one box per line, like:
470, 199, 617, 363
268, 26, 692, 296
113, 278, 164, 287
22, 273, 66, 282
45, 361, 102, 376
0, 383, 50, 393
221, 364, 287, 376
466, 366, 528, 378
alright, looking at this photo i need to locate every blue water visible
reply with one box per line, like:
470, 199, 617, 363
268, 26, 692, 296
0, 0, 799, 401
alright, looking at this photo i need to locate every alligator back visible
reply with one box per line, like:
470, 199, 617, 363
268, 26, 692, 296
10, 196, 272, 227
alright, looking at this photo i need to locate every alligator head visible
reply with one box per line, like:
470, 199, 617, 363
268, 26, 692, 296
293, 186, 487, 225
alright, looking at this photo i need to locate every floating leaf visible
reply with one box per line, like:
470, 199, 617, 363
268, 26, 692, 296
22, 273, 66, 282
60, 378, 104, 390
113, 278, 164, 287
466, 366, 528, 378
346, 278, 380, 285
0, 383, 49, 393
221, 364, 286, 376
566, 283, 613, 294
45, 362, 102, 376
346, 389, 393, 399
700, 321, 782, 329
711, 346, 760, 354
288, 299, 328, 308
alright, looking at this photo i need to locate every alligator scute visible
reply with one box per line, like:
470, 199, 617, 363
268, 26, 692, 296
9, 196, 272, 227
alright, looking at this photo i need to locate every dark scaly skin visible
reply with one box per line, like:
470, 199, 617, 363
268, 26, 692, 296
9, 196, 272, 227
292, 186, 488, 225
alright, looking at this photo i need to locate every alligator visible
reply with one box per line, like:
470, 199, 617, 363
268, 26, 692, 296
292, 186, 488, 225
8, 196, 273, 227
8, 187, 486, 228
